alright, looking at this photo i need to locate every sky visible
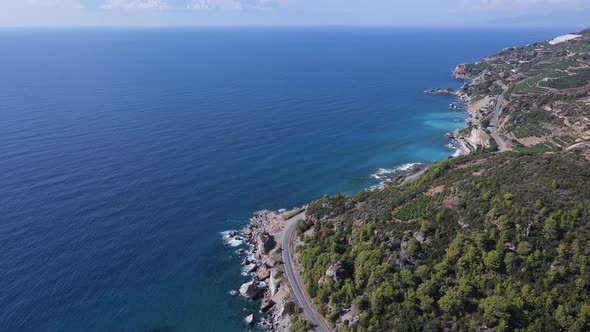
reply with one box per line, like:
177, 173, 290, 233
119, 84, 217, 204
0, 0, 589, 28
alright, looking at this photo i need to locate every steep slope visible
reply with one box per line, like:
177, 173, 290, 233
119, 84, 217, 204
296, 152, 590, 331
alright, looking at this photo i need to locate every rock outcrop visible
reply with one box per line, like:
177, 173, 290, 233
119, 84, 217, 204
257, 232, 277, 258
258, 266, 271, 280
261, 298, 276, 313
414, 231, 426, 244
325, 261, 350, 282
239, 281, 261, 299
244, 263, 257, 273
453, 64, 472, 80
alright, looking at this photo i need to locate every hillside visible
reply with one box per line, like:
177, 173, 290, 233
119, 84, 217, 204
290, 30, 590, 332
453, 30, 590, 156
296, 152, 590, 331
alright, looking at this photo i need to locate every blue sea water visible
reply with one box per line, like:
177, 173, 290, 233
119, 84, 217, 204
0, 27, 567, 331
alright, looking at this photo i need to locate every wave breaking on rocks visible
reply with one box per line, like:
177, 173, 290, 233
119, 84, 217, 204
222, 209, 305, 331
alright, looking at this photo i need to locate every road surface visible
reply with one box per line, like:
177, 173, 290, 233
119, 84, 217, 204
489, 84, 509, 152
282, 212, 331, 332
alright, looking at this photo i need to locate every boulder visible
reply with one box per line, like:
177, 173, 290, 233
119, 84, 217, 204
414, 231, 426, 244
239, 281, 261, 299
244, 314, 254, 325
257, 232, 277, 257
266, 249, 282, 267
386, 254, 397, 267
243, 263, 257, 273
258, 266, 271, 280
325, 261, 350, 282
269, 270, 277, 296
260, 298, 275, 313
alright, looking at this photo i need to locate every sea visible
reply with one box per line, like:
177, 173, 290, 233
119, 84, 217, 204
0, 27, 567, 331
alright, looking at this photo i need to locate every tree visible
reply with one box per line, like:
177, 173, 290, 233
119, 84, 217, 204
484, 250, 502, 271
480, 295, 511, 327
438, 287, 466, 316
543, 216, 558, 239
517, 241, 532, 256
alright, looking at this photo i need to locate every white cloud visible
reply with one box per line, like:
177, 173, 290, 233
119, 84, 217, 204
26, 0, 82, 8
187, 0, 283, 11
188, 0, 241, 10
100, 0, 170, 10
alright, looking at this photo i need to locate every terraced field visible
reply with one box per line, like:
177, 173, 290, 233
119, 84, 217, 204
539, 68, 590, 89
512, 123, 551, 138
393, 189, 448, 221
512, 140, 561, 153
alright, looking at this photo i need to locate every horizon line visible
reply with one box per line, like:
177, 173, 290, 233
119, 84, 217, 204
0, 23, 583, 30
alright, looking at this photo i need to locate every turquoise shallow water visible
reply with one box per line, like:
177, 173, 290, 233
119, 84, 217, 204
0, 28, 567, 331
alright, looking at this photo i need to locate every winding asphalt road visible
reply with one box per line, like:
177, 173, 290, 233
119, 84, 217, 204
489, 84, 509, 152
282, 212, 331, 332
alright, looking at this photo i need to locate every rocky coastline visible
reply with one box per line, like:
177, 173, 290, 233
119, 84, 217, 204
224, 63, 487, 330
426, 66, 493, 155
424, 87, 456, 95
224, 209, 305, 331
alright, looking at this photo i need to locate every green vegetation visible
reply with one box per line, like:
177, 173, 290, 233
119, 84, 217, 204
524, 108, 555, 124
289, 29, 590, 332
298, 152, 590, 331
531, 60, 581, 71
282, 207, 306, 220
512, 123, 550, 138
286, 301, 314, 332
512, 141, 560, 154
284, 301, 300, 315
290, 317, 313, 332
552, 136, 576, 148
507, 109, 556, 141
393, 189, 448, 221
512, 73, 552, 95
459, 30, 590, 154
539, 68, 590, 90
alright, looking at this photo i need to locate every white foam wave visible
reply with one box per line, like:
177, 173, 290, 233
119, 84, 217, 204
221, 230, 244, 247
370, 168, 394, 179
370, 163, 422, 180
397, 163, 421, 171
220, 230, 235, 239
445, 141, 463, 158
226, 238, 244, 247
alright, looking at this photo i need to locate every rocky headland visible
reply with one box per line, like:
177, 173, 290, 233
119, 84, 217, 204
424, 87, 456, 95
